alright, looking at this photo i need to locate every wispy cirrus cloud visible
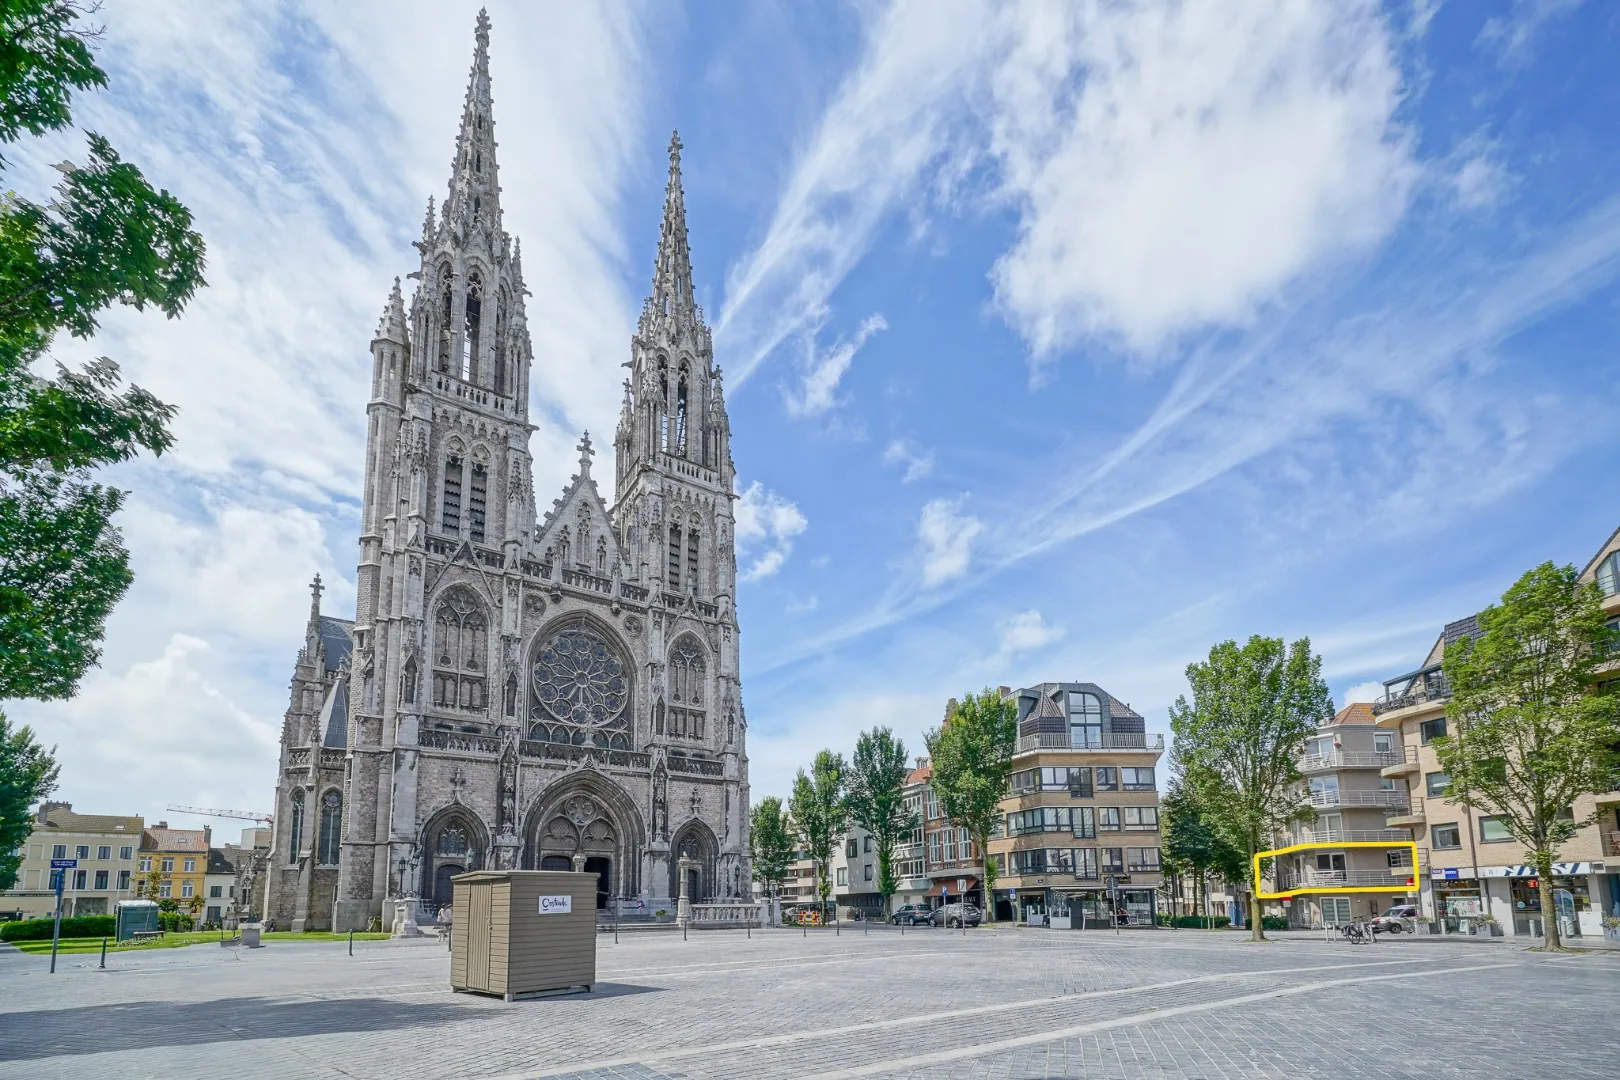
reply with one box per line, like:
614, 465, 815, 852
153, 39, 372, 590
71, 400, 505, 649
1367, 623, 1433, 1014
736, 481, 809, 582
882, 439, 934, 483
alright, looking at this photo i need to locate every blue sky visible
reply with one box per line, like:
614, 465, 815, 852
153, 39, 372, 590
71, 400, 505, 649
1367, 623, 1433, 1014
9, 0, 1620, 829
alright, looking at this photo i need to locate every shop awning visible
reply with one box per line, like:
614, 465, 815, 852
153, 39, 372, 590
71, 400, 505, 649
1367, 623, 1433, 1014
927, 878, 980, 897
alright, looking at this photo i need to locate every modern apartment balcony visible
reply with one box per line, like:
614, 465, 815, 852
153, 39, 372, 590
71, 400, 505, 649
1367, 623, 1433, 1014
1372, 666, 1450, 724
1300, 789, 1409, 811
1384, 798, 1426, 827
1299, 828, 1414, 844
1298, 749, 1403, 773
1379, 748, 1419, 778
1015, 731, 1164, 755
1603, 831, 1620, 858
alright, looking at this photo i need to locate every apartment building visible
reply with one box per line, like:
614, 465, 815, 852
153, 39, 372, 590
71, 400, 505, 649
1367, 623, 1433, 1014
0, 803, 143, 919
892, 762, 930, 911
1272, 704, 1418, 927
923, 778, 982, 910
831, 824, 882, 917
780, 851, 818, 910
988, 682, 1164, 927
1371, 527, 1620, 938
138, 824, 211, 909
204, 849, 238, 927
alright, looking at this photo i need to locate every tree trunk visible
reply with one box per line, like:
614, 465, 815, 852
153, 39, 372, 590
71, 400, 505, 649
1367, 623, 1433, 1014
980, 831, 993, 925
1535, 848, 1561, 951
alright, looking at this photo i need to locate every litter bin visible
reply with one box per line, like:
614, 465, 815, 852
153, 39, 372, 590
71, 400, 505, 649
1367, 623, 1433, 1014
450, 870, 597, 1001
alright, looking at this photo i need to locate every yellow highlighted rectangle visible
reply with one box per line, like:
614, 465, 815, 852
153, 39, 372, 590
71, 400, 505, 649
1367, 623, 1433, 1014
1253, 840, 1419, 900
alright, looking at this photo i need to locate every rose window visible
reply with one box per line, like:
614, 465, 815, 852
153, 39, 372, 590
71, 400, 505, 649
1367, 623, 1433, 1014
531, 620, 629, 729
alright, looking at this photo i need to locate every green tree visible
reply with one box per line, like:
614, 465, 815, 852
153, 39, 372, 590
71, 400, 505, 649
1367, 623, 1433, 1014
1433, 562, 1620, 951
846, 727, 918, 917
747, 795, 795, 901
0, 0, 206, 701
925, 688, 1018, 923
0, 713, 59, 890
1169, 635, 1331, 941
1160, 774, 1246, 925
788, 750, 847, 914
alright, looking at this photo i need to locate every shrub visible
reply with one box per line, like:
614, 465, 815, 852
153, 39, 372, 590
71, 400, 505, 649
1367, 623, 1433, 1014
1164, 914, 1231, 929
157, 911, 193, 933
0, 914, 116, 941
1261, 915, 1290, 931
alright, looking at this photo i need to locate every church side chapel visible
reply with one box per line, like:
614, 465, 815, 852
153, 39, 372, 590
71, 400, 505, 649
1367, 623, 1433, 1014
264, 10, 751, 932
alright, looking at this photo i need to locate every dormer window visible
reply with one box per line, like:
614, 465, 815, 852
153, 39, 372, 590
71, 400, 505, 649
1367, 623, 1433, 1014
1067, 691, 1103, 748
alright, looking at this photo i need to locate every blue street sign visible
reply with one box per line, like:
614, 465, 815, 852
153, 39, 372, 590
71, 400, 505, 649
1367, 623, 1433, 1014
50, 858, 77, 869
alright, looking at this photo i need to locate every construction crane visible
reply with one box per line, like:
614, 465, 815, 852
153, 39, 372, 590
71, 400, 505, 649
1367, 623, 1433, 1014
165, 804, 274, 825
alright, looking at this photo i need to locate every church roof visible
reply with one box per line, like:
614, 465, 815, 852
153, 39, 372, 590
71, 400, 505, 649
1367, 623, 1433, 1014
317, 616, 353, 673
318, 677, 349, 748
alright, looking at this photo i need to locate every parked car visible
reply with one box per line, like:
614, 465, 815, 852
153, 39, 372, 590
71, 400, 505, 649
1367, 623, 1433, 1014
930, 902, 982, 928
890, 904, 931, 926
1370, 904, 1420, 933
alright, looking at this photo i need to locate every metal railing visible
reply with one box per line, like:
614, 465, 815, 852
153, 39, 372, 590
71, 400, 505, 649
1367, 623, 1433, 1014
1371, 669, 1450, 716
1384, 798, 1425, 820
1301, 789, 1409, 810
1603, 830, 1620, 857
1274, 869, 1404, 889
1302, 828, 1414, 844
1015, 732, 1164, 753
1298, 750, 1403, 772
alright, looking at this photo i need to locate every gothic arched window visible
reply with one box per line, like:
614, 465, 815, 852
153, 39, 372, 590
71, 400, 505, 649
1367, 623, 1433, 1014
288, 789, 305, 864
437, 824, 469, 857
676, 364, 689, 453
493, 289, 508, 396
468, 460, 488, 543
463, 274, 483, 382
402, 656, 418, 705
596, 536, 607, 573
437, 264, 453, 373
433, 588, 487, 713
441, 455, 463, 532
658, 358, 670, 450
317, 790, 342, 865
686, 529, 699, 594
668, 635, 706, 738
667, 525, 682, 589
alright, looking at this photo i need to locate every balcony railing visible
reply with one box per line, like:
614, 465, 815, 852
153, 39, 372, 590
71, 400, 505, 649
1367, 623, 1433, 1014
1301, 828, 1413, 844
1015, 732, 1164, 754
1274, 869, 1409, 889
1371, 668, 1450, 716
1603, 831, 1620, 858
1384, 798, 1425, 820
1298, 750, 1403, 772
1301, 789, 1409, 810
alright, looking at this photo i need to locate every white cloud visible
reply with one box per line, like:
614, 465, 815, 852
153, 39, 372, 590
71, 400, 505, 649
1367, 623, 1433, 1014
996, 609, 1064, 655
1446, 137, 1514, 211
786, 312, 888, 416
1340, 680, 1386, 706
735, 481, 809, 581
916, 496, 982, 587
986, 0, 1414, 357
1477, 0, 1586, 66
883, 438, 934, 483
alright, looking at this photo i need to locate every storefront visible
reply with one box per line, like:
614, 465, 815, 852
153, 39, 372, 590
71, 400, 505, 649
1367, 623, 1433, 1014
1431, 861, 1609, 937
1506, 875, 1591, 938
1432, 876, 1487, 932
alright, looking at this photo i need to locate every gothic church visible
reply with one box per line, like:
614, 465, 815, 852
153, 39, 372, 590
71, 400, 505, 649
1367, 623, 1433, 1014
265, 12, 750, 931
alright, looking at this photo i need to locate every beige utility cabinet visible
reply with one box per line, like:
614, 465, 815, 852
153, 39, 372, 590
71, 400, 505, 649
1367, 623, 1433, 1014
450, 870, 597, 1000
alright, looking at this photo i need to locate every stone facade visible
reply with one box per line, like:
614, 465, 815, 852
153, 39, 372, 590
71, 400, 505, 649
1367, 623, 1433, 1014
263, 11, 749, 932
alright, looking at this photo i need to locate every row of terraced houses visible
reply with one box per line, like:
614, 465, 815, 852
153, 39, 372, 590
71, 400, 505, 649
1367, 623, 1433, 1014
1265, 524, 1620, 939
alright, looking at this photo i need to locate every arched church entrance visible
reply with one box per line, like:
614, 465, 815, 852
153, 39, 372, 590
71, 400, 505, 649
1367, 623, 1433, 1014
522, 774, 644, 905
420, 807, 489, 911
668, 820, 718, 903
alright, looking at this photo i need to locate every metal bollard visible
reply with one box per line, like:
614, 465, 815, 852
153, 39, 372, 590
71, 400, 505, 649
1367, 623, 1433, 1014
349, 929, 354, 956
100, 937, 108, 969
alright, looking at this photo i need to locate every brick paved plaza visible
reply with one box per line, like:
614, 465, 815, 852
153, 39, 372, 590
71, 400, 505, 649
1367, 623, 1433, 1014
1, 927, 1616, 1080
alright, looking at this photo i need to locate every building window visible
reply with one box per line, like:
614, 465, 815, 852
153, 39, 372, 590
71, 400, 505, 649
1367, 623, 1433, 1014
433, 587, 488, 712
1121, 767, 1155, 791
159, 881, 171, 898
51, 844, 66, 860
1480, 816, 1513, 843
1072, 806, 1096, 839
1596, 551, 1620, 596
181, 880, 193, 898
289, 789, 305, 862
1096, 767, 1118, 791
1431, 823, 1462, 849
441, 456, 464, 532
1123, 807, 1159, 831
863, 864, 873, 882
864, 836, 873, 853
183, 857, 195, 873
468, 463, 488, 542
686, 529, 699, 593
161, 857, 174, 873
210, 885, 223, 898
1099, 807, 1122, 831
846, 838, 858, 858
1419, 717, 1447, 744
1074, 848, 1099, 879
94, 870, 108, 890
75, 845, 89, 859
1067, 691, 1103, 747
117, 870, 130, 890
1100, 848, 1124, 874
73, 869, 87, 889
667, 526, 682, 588
120, 846, 133, 860
437, 264, 453, 372
317, 790, 343, 865
138, 856, 151, 872
1126, 847, 1161, 872
675, 367, 689, 453
667, 634, 706, 739
1425, 772, 1450, 797
836, 867, 848, 887
97, 845, 110, 861
462, 275, 482, 382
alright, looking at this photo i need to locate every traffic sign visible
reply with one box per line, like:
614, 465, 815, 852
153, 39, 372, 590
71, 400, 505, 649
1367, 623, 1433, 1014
956, 877, 966, 894
49, 858, 77, 869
